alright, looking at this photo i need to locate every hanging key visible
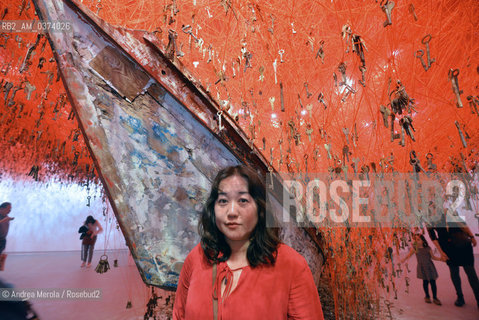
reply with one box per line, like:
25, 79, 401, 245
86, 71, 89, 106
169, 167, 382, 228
3, 82, 13, 104
399, 124, 405, 146
415, 49, 428, 71
273, 59, 278, 84
305, 124, 313, 142
96, 1, 103, 15
467, 95, 479, 115
421, 34, 435, 69
353, 123, 359, 147
278, 138, 283, 165
409, 150, 428, 174
380, 105, 391, 128
0, 34, 9, 48
243, 51, 252, 72
324, 143, 332, 159
217, 111, 225, 131
359, 66, 366, 87
268, 14, 275, 34
297, 94, 304, 109
426, 153, 437, 172
278, 49, 285, 63
342, 163, 348, 181
338, 62, 347, 85
400, 115, 415, 141
166, 29, 180, 59
455, 121, 467, 148
381, 1, 395, 27
182, 25, 199, 43
342, 128, 350, 145
304, 82, 312, 98
316, 40, 325, 63
341, 84, 356, 102
306, 104, 313, 117
37, 57, 46, 69
17, 103, 24, 118
318, 92, 327, 109
269, 96, 275, 111
361, 165, 370, 181
342, 145, 350, 163
268, 166, 274, 190
313, 147, 320, 161
409, 4, 418, 21
291, 22, 296, 34
390, 113, 400, 142
258, 66, 265, 82
448, 69, 463, 108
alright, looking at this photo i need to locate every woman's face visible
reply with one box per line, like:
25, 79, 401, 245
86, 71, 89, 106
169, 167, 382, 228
214, 175, 258, 246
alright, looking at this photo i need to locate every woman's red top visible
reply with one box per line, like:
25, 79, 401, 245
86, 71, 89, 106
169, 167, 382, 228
173, 243, 324, 320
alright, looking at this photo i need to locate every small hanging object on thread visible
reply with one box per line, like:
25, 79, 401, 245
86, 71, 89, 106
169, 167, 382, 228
466, 95, 479, 115
126, 301, 132, 309
399, 115, 415, 142
144, 287, 160, 319
426, 153, 437, 172
182, 25, 199, 44
448, 69, 463, 108
27, 165, 40, 181
268, 14, 275, 34
454, 121, 467, 148
95, 254, 110, 274
409, 150, 427, 174
243, 51, 253, 72
217, 111, 225, 132
165, 29, 183, 59
337, 62, 356, 102
409, 4, 418, 21
316, 40, 325, 63
380, 0, 395, 27
390, 80, 416, 115
380, 105, 391, 128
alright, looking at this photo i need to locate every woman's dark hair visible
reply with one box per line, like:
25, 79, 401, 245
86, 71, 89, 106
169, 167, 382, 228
0, 202, 11, 209
199, 165, 280, 267
84, 215, 96, 225
416, 234, 429, 248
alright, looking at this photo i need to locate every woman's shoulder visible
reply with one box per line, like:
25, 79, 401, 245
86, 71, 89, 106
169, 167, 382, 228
183, 243, 209, 266
275, 243, 309, 267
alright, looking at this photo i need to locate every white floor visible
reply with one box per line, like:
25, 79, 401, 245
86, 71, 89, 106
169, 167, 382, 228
381, 254, 479, 320
0, 250, 172, 320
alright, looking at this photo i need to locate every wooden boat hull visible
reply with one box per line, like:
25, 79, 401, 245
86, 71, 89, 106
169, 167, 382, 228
33, 0, 323, 289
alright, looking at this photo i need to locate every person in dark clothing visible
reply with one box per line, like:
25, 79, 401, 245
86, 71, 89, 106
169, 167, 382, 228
80, 215, 103, 268
0, 279, 39, 320
0, 202, 14, 271
427, 200, 479, 308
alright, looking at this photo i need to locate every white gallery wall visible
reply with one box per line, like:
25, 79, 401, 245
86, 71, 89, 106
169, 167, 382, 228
0, 178, 128, 252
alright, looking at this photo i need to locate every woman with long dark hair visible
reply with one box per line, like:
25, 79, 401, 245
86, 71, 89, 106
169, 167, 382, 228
173, 165, 323, 319
80, 215, 103, 268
